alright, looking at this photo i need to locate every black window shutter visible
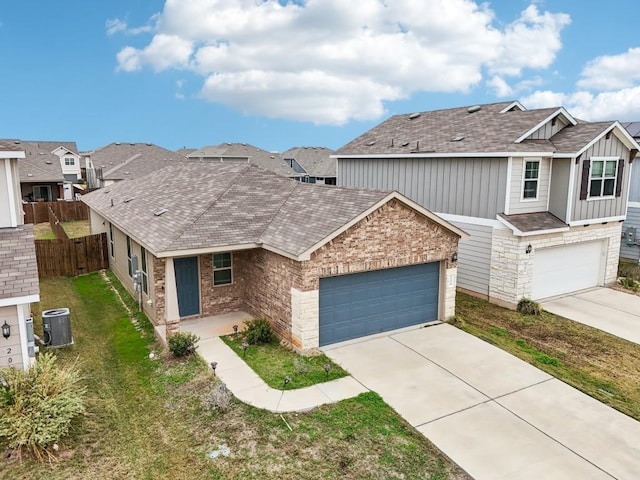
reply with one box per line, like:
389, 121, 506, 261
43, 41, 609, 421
580, 159, 590, 200
615, 158, 624, 197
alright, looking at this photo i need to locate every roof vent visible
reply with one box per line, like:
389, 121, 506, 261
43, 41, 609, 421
103, 190, 110, 194
401, 141, 410, 147
115, 142, 121, 146
45, 160, 52, 164
154, 208, 168, 216
409, 112, 421, 119
123, 197, 135, 203
130, 143, 135, 146
124, 171, 130, 175
146, 143, 152, 146
451, 136, 465, 142
27, 173, 33, 177
13, 141, 20, 144
366, 140, 376, 146
467, 105, 482, 114
39, 152, 46, 155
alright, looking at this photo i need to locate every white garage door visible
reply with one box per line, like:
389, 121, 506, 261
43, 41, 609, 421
532, 241, 604, 300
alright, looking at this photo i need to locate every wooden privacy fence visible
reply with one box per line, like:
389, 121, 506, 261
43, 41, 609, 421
35, 233, 109, 277
24, 201, 88, 224
47, 205, 69, 240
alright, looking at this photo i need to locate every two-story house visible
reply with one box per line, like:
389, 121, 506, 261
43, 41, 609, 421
336, 101, 640, 308
283, 147, 337, 185
0, 141, 40, 370
620, 122, 640, 262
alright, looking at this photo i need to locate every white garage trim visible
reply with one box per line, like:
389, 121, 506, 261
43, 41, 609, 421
532, 241, 605, 300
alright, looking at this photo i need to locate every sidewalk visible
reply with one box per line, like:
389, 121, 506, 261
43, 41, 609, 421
197, 337, 369, 412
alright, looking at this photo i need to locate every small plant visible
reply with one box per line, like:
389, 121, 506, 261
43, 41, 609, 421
168, 332, 200, 357
292, 356, 310, 376
243, 318, 274, 345
619, 277, 639, 292
517, 298, 543, 316
202, 382, 233, 412
0, 352, 86, 461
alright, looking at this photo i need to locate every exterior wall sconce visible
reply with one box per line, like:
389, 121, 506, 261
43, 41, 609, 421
451, 252, 458, 262
2, 321, 10, 339
525, 244, 533, 254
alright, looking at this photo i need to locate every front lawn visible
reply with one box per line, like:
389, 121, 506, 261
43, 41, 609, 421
1, 272, 469, 480
221, 335, 348, 389
454, 293, 640, 421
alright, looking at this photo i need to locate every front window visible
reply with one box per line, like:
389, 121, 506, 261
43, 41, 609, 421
127, 236, 132, 277
141, 247, 148, 295
213, 253, 232, 286
589, 159, 617, 198
64, 157, 75, 166
33, 185, 51, 202
522, 160, 539, 199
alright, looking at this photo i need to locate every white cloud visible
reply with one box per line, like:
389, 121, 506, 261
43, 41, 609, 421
106, 18, 128, 36
114, 0, 570, 124
106, 15, 157, 36
487, 76, 513, 97
577, 48, 640, 91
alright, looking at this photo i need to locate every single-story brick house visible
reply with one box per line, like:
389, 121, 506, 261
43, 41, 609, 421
82, 162, 466, 350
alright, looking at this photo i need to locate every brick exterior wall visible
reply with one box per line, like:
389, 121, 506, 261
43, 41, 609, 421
152, 256, 165, 326
489, 222, 622, 308
200, 252, 246, 316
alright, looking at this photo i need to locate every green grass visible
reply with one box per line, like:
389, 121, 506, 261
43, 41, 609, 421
32, 221, 90, 240
221, 335, 348, 389
454, 293, 640, 421
0, 273, 470, 480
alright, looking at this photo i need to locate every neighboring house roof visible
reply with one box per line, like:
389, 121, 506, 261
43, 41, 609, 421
0, 225, 39, 302
188, 143, 300, 178
82, 163, 464, 259
336, 101, 637, 157
0, 141, 26, 154
1, 140, 65, 183
283, 147, 336, 177
89, 142, 187, 181
176, 148, 196, 156
622, 122, 640, 138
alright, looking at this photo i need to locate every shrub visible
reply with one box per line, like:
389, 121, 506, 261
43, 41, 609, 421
243, 318, 274, 345
292, 356, 310, 376
202, 382, 233, 412
517, 298, 543, 316
0, 352, 86, 461
168, 332, 199, 357
619, 277, 639, 292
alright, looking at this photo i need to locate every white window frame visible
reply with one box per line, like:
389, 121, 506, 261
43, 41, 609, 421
109, 223, 115, 258
141, 247, 148, 295
588, 156, 618, 200
64, 157, 75, 166
521, 159, 540, 201
213, 252, 233, 286
126, 236, 132, 277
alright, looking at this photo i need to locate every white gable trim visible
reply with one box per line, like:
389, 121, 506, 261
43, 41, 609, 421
0, 151, 25, 159
515, 108, 577, 144
0, 294, 40, 307
573, 122, 640, 158
333, 151, 553, 159
499, 101, 526, 113
297, 192, 469, 261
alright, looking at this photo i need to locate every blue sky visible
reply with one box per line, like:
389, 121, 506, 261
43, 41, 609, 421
1, 1, 639, 153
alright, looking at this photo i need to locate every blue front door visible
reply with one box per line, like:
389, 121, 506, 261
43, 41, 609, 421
174, 257, 200, 317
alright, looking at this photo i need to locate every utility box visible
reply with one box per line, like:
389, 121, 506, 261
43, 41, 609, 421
42, 308, 73, 348
25, 317, 38, 357
626, 227, 637, 246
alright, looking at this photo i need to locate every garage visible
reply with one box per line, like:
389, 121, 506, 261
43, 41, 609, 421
532, 241, 604, 300
318, 262, 440, 346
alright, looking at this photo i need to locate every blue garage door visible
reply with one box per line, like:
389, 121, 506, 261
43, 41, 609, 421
319, 262, 440, 346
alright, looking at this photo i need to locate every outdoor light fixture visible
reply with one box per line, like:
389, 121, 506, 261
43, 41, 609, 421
232, 324, 238, 338
323, 364, 331, 377
241, 342, 249, 357
1, 321, 10, 339
525, 244, 533, 254
284, 376, 291, 387
211, 361, 218, 376
451, 252, 458, 263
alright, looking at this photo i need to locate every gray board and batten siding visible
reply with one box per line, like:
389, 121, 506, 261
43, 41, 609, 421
449, 221, 493, 295
338, 157, 508, 219
571, 134, 631, 222
621, 206, 640, 260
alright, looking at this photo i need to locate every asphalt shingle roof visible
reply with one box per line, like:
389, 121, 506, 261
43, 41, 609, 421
336, 101, 614, 156
1, 140, 67, 183
283, 147, 336, 177
82, 163, 391, 257
498, 212, 568, 233
0, 225, 39, 300
188, 143, 300, 178
90, 142, 187, 181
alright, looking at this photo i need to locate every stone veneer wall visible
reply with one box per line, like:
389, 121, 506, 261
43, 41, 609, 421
489, 222, 622, 307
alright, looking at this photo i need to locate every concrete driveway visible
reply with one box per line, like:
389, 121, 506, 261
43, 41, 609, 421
541, 287, 640, 345
324, 324, 640, 480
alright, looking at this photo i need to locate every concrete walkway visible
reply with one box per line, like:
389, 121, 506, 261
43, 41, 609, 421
542, 287, 640, 345
325, 324, 640, 480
